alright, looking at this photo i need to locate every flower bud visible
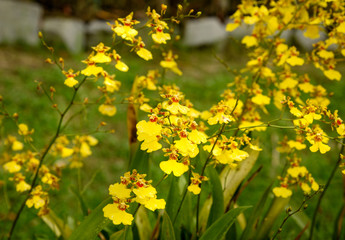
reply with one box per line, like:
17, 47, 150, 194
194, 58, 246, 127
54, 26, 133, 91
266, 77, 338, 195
286, 206, 292, 213
161, 4, 167, 11
177, 4, 183, 11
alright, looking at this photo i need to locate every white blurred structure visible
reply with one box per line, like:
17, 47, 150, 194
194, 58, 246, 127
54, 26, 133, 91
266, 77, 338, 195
0, 0, 42, 46
42, 17, 85, 54
183, 17, 228, 46
0, 1, 330, 53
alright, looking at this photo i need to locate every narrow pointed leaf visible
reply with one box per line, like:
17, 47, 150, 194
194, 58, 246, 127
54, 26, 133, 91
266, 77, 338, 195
110, 226, 133, 240
256, 196, 290, 240
70, 186, 88, 216
240, 183, 273, 240
128, 144, 150, 173
165, 175, 180, 219
222, 146, 260, 205
69, 197, 112, 240
206, 166, 224, 227
110, 229, 125, 240
161, 211, 176, 240
135, 206, 152, 240
41, 208, 72, 238
200, 206, 250, 240
199, 144, 260, 233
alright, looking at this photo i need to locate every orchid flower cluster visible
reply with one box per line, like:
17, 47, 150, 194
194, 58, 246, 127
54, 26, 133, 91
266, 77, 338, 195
2, 121, 98, 215
103, 170, 165, 225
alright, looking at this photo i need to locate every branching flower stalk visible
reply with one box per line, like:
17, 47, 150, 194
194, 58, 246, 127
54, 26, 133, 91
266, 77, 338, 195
309, 140, 345, 240
272, 189, 321, 240
173, 167, 191, 224
7, 77, 87, 240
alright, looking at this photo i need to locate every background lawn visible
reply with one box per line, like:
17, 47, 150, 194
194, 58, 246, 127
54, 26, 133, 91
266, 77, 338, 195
1, 37, 345, 239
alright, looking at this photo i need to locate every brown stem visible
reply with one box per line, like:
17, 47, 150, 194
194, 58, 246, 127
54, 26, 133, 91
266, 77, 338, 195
309, 140, 345, 240
7, 77, 87, 240
272, 190, 320, 240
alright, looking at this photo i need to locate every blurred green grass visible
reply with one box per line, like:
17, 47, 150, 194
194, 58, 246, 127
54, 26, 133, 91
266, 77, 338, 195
0, 39, 345, 239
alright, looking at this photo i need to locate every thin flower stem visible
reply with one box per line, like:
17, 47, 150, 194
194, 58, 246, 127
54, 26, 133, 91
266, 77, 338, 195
77, 167, 82, 192
133, 203, 141, 217
227, 165, 263, 211
224, 122, 344, 145
7, 77, 87, 240
173, 169, 191, 224
159, 68, 167, 87
154, 174, 168, 188
2, 176, 10, 210
272, 190, 320, 240
196, 123, 226, 238
213, 52, 237, 75
195, 100, 239, 237
0, 106, 40, 154
309, 140, 345, 240
40, 83, 62, 115
60, 107, 85, 133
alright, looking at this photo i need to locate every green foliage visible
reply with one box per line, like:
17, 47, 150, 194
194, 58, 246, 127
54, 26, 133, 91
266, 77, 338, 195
200, 206, 250, 240
2, 1, 345, 239
206, 166, 224, 227
161, 211, 176, 240
68, 197, 112, 240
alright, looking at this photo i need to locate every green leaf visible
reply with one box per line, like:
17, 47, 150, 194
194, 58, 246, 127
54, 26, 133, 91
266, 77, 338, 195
165, 175, 180, 219
256, 196, 291, 240
110, 229, 125, 240
110, 226, 133, 240
199, 144, 260, 233
180, 189, 193, 232
68, 197, 112, 240
221, 146, 260, 205
135, 206, 152, 240
41, 208, 72, 239
161, 211, 176, 240
226, 221, 237, 240
199, 206, 250, 240
128, 143, 150, 173
240, 182, 273, 240
70, 186, 88, 217
206, 166, 224, 227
